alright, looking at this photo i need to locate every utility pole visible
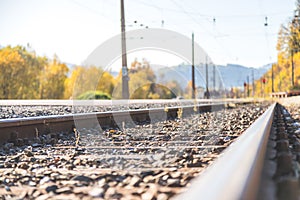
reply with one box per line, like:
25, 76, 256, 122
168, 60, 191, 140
247, 75, 250, 97
261, 78, 263, 98
272, 64, 274, 93
192, 33, 195, 99
120, 0, 129, 99
291, 50, 295, 87
252, 70, 254, 97
291, 15, 297, 88
213, 64, 216, 92
205, 57, 210, 99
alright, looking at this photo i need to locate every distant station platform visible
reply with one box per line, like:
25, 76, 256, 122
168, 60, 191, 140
271, 90, 300, 98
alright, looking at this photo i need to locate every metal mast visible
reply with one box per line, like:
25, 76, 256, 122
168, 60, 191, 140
120, 0, 129, 99
192, 33, 195, 99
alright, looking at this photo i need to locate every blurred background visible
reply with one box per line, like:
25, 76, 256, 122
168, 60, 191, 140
0, 0, 299, 99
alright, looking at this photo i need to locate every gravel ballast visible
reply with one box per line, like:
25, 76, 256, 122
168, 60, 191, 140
0, 103, 269, 199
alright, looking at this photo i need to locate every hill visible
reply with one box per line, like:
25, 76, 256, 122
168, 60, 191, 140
154, 63, 271, 90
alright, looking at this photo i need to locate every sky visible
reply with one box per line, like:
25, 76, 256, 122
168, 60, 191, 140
0, 0, 297, 69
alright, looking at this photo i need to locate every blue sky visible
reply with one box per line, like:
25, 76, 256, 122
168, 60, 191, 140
0, 0, 296, 68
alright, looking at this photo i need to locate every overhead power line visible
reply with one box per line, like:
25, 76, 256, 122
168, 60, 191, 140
134, 0, 291, 18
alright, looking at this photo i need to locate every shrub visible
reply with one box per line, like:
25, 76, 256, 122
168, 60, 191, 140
77, 91, 111, 100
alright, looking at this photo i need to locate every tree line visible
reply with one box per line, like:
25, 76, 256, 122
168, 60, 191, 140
252, 0, 300, 97
0, 45, 68, 99
0, 45, 183, 99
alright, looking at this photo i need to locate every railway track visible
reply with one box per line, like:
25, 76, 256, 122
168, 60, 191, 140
0, 99, 255, 119
177, 103, 300, 200
0, 102, 226, 143
0, 100, 298, 199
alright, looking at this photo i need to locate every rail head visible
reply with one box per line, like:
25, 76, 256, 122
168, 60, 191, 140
175, 103, 276, 200
0, 98, 256, 106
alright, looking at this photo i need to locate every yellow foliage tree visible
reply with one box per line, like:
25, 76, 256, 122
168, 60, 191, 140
0, 45, 44, 99
254, 1, 300, 96
40, 55, 69, 99
112, 59, 156, 99
97, 71, 116, 95
64, 66, 115, 99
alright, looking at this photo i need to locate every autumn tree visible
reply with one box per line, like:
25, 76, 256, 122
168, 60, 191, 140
97, 71, 116, 95
165, 80, 183, 97
253, 0, 300, 96
0, 45, 44, 99
113, 58, 157, 99
185, 80, 193, 98
65, 66, 97, 98
40, 55, 69, 99
64, 66, 115, 99
275, 0, 300, 90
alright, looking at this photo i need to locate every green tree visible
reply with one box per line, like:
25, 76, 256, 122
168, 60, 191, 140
77, 90, 111, 99
130, 83, 176, 99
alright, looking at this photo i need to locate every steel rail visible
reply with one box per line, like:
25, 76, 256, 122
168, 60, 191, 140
0, 103, 225, 144
0, 98, 258, 106
175, 103, 276, 200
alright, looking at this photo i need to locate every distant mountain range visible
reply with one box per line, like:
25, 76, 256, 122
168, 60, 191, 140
216, 63, 271, 89
65, 61, 271, 90
153, 63, 271, 90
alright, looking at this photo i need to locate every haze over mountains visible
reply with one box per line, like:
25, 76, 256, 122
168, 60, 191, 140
154, 63, 270, 90
66, 62, 271, 90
